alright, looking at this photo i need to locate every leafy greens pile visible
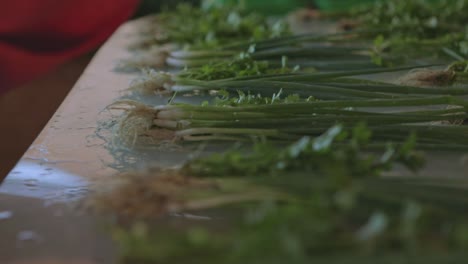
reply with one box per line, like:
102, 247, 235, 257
107, 125, 468, 264
349, 0, 468, 63
132, 3, 289, 50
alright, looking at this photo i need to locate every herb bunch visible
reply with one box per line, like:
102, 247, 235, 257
131, 63, 468, 97
115, 91, 468, 151
110, 125, 468, 264
349, 0, 468, 63
136, 3, 289, 50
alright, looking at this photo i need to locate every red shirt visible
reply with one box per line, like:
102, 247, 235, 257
0, 0, 140, 93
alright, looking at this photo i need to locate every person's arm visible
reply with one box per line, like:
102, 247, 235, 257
0, 0, 140, 94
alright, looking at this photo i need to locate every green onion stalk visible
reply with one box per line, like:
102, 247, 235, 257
161, 25, 385, 68
162, 28, 463, 70
130, 63, 468, 99
164, 43, 376, 70
128, 56, 300, 95
114, 95, 468, 150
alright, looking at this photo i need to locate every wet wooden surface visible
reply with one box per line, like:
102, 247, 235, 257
0, 20, 140, 264
0, 55, 91, 179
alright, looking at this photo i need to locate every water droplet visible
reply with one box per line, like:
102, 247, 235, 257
16, 230, 43, 248
0, 211, 13, 220
24, 179, 38, 187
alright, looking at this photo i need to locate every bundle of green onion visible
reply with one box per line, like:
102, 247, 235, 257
164, 0, 468, 69
130, 61, 468, 98
346, 0, 468, 63
103, 125, 468, 263
114, 92, 468, 151
120, 3, 290, 69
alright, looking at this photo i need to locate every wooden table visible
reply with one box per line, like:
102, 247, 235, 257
0, 20, 141, 264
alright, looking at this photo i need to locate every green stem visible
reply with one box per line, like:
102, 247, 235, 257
170, 96, 465, 113
326, 82, 468, 96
